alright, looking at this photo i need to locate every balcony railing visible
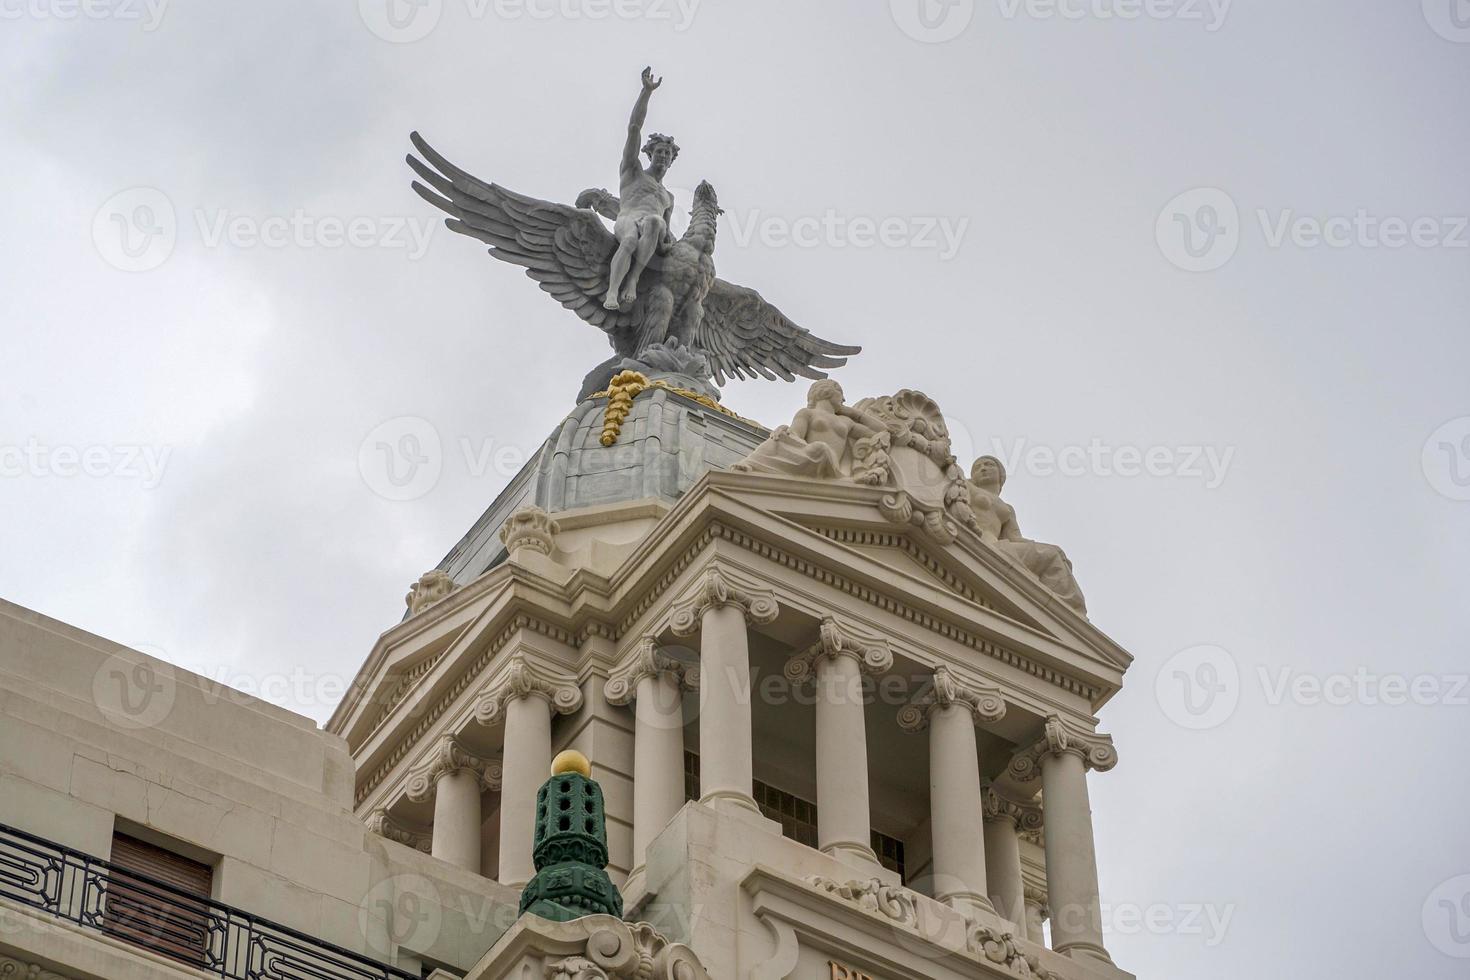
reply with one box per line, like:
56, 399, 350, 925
0, 821, 417, 980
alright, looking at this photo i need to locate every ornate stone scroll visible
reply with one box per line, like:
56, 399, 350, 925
500, 504, 560, 558
668, 567, 779, 635
364, 807, 432, 852
981, 784, 1044, 837
405, 569, 458, 617
804, 875, 918, 926
1007, 714, 1118, 782
966, 455, 1087, 615
897, 665, 1007, 731
783, 617, 893, 686
403, 734, 502, 802
543, 918, 710, 980
603, 636, 699, 705
473, 654, 585, 727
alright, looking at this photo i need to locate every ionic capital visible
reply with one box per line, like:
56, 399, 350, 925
783, 617, 894, 686
981, 783, 1043, 835
1007, 714, 1118, 781
604, 636, 700, 705
499, 504, 560, 557
404, 734, 502, 802
897, 665, 1006, 732
473, 654, 584, 727
669, 568, 779, 636
1023, 884, 1050, 916
365, 807, 431, 852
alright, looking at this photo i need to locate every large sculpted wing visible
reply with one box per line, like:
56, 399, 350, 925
407, 132, 636, 340
695, 279, 861, 385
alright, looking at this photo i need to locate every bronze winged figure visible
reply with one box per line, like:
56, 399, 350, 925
406, 69, 860, 401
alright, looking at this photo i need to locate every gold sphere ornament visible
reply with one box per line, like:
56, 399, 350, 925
551, 749, 591, 778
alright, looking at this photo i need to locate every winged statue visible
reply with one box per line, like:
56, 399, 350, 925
407, 67, 861, 401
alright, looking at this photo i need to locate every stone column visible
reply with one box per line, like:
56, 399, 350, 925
786, 618, 893, 868
404, 735, 500, 873
475, 656, 584, 888
898, 666, 1007, 917
1023, 885, 1050, 947
981, 784, 1042, 935
605, 637, 698, 880
671, 568, 778, 815
1009, 715, 1118, 964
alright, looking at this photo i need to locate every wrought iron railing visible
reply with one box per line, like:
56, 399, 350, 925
0, 821, 418, 980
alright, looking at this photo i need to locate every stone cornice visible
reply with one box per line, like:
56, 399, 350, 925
603, 636, 699, 705
897, 665, 1007, 731
783, 617, 894, 686
472, 653, 584, 727
981, 784, 1044, 834
403, 734, 502, 802
1007, 714, 1119, 781
364, 807, 431, 852
668, 567, 779, 635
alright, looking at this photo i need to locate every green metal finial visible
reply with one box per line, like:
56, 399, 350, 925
519, 750, 623, 921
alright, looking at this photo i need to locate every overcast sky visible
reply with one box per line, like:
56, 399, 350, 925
3, 1, 1468, 977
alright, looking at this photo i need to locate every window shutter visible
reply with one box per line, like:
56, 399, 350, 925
104, 833, 214, 966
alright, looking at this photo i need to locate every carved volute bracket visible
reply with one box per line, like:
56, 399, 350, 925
1007, 714, 1119, 782
500, 504, 560, 558
981, 783, 1044, 836
603, 636, 700, 705
365, 807, 432, 852
473, 654, 585, 727
403, 734, 503, 803
897, 665, 1007, 732
668, 567, 779, 636
783, 617, 893, 686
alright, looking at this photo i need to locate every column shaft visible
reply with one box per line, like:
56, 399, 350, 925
1025, 897, 1048, 947
982, 815, 1026, 934
928, 703, 992, 913
632, 670, 686, 871
814, 653, 876, 864
498, 694, 551, 887
430, 768, 482, 872
697, 603, 757, 811
1041, 750, 1110, 962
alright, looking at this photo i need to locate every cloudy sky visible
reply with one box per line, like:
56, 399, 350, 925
3, 0, 1468, 976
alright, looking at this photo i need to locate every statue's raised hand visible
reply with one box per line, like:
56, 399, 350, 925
641, 66, 662, 91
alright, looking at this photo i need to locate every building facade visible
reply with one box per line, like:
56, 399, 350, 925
0, 376, 1135, 980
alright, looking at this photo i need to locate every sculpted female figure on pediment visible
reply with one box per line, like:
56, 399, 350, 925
732, 380, 892, 484
967, 455, 1087, 614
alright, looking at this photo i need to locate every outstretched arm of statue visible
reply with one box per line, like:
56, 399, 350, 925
622, 66, 662, 175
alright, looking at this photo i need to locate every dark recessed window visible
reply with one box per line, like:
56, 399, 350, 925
104, 832, 214, 967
